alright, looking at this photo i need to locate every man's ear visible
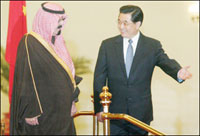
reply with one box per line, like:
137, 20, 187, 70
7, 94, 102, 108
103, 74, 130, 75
136, 21, 141, 29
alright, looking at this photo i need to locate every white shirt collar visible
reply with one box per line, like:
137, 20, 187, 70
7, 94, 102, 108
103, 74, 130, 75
125, 31, 140, 44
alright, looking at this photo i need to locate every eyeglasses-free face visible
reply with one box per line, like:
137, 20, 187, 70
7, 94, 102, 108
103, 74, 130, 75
117, 13, 140, 38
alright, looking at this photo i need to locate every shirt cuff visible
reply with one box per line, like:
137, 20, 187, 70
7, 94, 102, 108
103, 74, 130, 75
177, 70, 184, 83
177, 78, 184, 83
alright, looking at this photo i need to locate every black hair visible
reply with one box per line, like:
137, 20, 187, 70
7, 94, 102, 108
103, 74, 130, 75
120, 5, 144, 26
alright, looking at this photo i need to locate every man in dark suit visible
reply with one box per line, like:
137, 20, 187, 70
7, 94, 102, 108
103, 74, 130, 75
93, 5, 192, 135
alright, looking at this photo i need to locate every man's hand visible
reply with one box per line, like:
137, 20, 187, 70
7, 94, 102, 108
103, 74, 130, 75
71, 101, 77, 117
96, 112, 104, 122
178, 66, 192, 80
25, 116, 39, 125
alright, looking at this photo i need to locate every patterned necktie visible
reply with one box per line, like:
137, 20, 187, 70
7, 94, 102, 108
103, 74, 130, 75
126, 39, 133, 78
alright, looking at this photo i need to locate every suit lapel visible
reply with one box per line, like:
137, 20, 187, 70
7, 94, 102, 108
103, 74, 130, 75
114, 36, 127, 79
129, 33, 146, 80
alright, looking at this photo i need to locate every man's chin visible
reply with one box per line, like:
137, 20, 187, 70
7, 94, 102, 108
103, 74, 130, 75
121, 34, 128, 38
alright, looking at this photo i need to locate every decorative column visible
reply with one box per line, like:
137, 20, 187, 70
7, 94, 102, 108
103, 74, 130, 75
99, 86, 112, 135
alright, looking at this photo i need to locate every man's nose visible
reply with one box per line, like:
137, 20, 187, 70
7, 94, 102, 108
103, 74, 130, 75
118, 23, 124, 29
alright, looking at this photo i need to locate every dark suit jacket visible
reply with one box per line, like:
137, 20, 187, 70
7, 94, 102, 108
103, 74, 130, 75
93, 32, 182, 123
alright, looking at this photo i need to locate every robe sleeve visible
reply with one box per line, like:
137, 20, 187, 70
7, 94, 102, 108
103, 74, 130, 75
10, 35, 44, 133
19, 35, 43, 118
72, 75, 83, 102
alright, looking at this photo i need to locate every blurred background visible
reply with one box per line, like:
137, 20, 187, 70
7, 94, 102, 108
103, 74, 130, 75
1, 1, 199, 135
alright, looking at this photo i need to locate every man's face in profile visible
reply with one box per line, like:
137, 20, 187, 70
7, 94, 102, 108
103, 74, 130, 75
53, 17, 65, 36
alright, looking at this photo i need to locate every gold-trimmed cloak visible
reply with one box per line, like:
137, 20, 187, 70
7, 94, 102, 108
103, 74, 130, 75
10, 33, 82, 135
